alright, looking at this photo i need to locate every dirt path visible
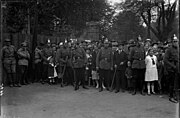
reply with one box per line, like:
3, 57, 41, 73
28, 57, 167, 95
1, 83, 178, 118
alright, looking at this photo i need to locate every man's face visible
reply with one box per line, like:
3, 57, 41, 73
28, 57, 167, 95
47, 43, 51, 47
118, 45, 123, 50
172, 39, 179, 47
104, 43, 109, 48
6, 41, 11, 46
153, 44, 158, 49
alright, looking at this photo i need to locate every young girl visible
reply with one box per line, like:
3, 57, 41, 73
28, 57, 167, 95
48, 56, 58, 84
145, 48, 158, 95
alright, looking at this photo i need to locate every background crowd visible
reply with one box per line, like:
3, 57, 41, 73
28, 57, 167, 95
1, 35, 179, 103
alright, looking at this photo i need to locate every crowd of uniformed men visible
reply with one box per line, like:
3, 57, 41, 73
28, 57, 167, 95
1, 35, 179, 103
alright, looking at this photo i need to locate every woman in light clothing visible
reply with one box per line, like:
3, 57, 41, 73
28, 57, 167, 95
145, 48, 158, 95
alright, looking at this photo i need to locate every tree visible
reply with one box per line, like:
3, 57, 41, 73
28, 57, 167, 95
108, 6, 146, 42
122, 0, 178, 42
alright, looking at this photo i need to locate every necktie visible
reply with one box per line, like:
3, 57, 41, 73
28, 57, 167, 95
151, 57, 155, 65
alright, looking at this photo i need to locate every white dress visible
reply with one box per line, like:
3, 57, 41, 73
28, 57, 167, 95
145, 55, 158, 82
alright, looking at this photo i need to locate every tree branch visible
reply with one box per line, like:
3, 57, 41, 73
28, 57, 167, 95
141, 12, 159, 40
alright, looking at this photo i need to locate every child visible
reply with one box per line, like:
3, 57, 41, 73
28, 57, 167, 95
48, 56, 58, 85
145, 48, 158, 95
125, 61, 133, 93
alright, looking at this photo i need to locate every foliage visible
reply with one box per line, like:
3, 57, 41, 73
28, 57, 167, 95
121, 0, 178, 42
4, 0, 115, 37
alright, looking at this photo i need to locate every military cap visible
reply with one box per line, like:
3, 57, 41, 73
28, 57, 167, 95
118, 41, 126, 46
21, 42, 28, 47
151, 42, 158, 46
145, 39, 151, 42
104, 39, 109, 44
5, 38, 11, 42
128, 39, 135, 44
52, 43, 56, 47
59, 42, 63, 46
47, 39, 51, 44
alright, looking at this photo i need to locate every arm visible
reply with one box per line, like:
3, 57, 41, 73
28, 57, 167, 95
96, 49, 101, 69
163, 49, 176, 69
110, 50, 113, 69
82, 48, 87, 64
128, 48, 134, 63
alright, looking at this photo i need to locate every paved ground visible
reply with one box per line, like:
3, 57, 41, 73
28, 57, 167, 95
1, 83, 179, 118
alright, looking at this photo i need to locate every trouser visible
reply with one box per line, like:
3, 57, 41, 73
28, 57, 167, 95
34, 62, 43, 82
74, 68, 85, 87
18, 65, 28, 84
64, 67, 74, 85
167, 71, 177, 98
42, 64, 48, 82
3, 63, 16, 86
99, 69, 111, 89
132, 68, 145, 92
115, 70, 126, 91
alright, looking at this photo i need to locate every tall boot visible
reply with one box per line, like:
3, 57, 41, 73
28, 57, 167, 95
12, 73, 18, 87
151, 83, 155, 94
132, 88, 136, 95
7, 74, 13, 87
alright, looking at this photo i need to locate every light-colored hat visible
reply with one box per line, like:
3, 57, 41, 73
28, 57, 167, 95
104, 39, 109, 44
59, 42, 63, 46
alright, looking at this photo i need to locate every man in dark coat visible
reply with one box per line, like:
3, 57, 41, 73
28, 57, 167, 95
128, 36, 146, 95
1, 39, 18, 87
41, 40, 54, 84
113, 41, 128, 93
164, 35, 179, 103
96, 39, 113, 92
72, 41, 88, 90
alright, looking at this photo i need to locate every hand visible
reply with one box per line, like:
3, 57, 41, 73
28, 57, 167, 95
96, 67, 99, 70
120, 62, 124, 65
111, 67, 113, 70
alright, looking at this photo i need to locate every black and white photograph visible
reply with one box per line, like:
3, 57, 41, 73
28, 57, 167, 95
0, 0, 179, 118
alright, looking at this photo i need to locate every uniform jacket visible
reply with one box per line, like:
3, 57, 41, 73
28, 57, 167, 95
96, 47, 113, 70
113, 50, 128, 70
56, 47, 71, 67
41, 46, 54, 64
17, 48, 30, 66
128, 45, 146, 69
34, 47, 42, 64
72, 47, 87, 68
1, 45, 16, 64
164, 46, 179, 73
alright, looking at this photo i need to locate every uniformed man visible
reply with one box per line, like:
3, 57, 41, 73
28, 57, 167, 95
17, 42, 30, 85
96, 39, 113, 92
56, 41, 73, 86
164, 35, 179, 103
113, 41, 128, 93
128, 36, 146, 95
34, 43, 43, 83
71, 41, 88, 90
41, 40, 54, 84
1, 39, 18, 87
